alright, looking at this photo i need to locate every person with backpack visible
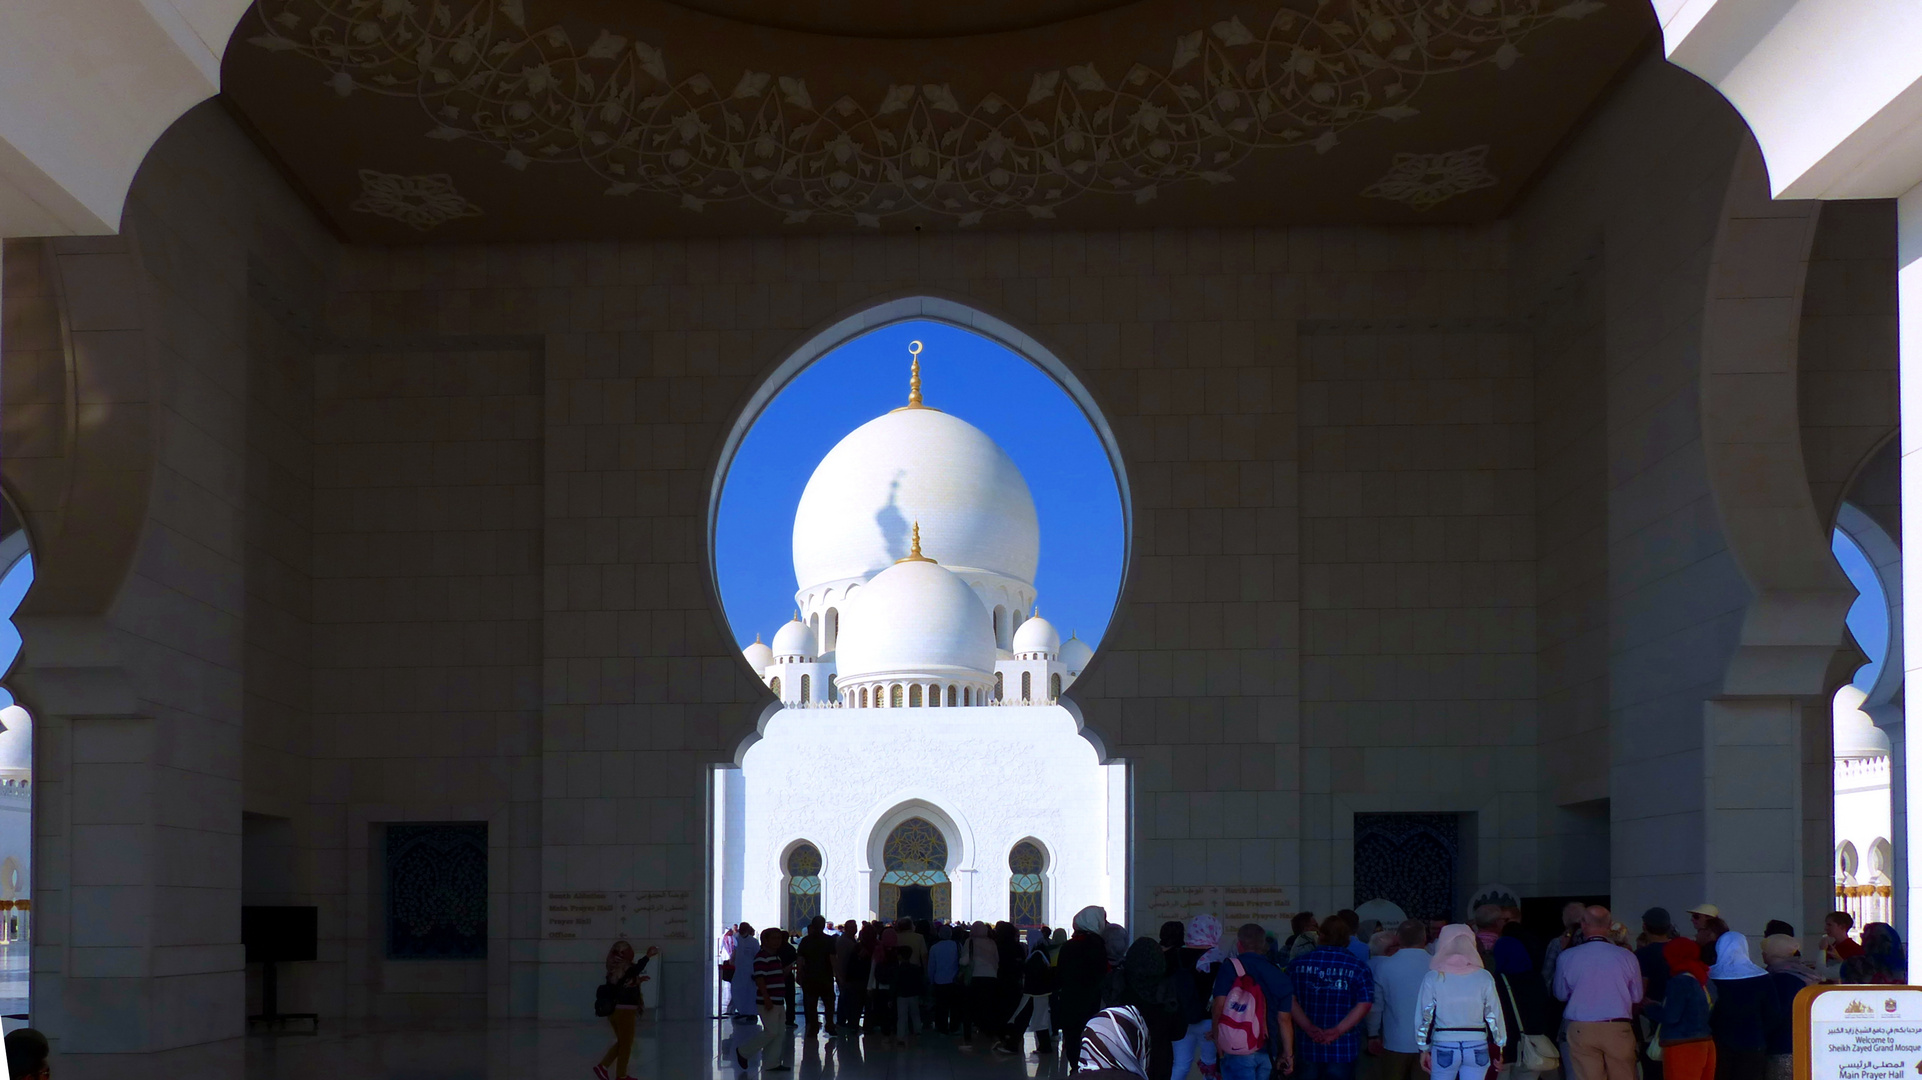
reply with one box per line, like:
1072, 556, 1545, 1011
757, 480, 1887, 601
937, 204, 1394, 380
1213, 921, 1297, 1080
593, 939, 657, 1080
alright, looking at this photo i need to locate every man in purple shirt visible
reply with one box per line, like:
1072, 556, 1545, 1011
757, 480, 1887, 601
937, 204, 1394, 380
1551, 906, 1643, 1080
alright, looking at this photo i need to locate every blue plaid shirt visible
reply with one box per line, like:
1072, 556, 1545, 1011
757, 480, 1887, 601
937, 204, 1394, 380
1288, 945, 1376, 1062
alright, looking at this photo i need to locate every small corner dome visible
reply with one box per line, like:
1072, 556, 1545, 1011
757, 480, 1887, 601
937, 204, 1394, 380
1833, 684, 1890, 758
1060, 635, 1094, 675
0, 706, 30, 771
772, 618, 816, 660
1013, 614, 1061, 656
836, 558, 996, 680
742, 637, 774, 672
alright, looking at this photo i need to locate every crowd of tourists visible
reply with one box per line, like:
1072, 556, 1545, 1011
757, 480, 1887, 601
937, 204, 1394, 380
590, 900, 1906, 1079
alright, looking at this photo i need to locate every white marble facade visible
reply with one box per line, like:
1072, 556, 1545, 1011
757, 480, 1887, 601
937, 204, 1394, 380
721, 359, 1120, 931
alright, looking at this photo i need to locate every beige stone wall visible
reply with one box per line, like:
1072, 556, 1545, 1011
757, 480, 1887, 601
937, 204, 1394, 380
1297, 321, 1538, 913
308, 347, 542, 1019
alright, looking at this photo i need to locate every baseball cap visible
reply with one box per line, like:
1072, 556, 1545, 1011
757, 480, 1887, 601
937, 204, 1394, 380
1642, 907, 1673, 933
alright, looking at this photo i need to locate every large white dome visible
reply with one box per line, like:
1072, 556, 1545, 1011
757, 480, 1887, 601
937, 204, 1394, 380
836, 557, 997, 681
792, 407, 1039, 590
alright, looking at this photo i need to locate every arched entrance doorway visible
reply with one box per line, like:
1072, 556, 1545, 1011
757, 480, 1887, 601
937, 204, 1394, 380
878, 817, 951, 922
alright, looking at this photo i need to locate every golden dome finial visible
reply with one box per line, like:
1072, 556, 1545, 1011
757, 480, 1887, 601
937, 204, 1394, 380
897, 521, 935, 563
907, 340, 924, 407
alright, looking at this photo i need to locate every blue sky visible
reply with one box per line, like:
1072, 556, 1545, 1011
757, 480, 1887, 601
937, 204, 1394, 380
0, 554, 32, 708
715, 320, 1125, 652
1833, 528, 1887, 689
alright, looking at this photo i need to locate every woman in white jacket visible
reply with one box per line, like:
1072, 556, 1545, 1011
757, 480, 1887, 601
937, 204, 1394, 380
1417, 924, 1508, 1079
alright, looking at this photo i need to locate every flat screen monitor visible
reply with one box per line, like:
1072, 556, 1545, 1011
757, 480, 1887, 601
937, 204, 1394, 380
242, 905, 317, 963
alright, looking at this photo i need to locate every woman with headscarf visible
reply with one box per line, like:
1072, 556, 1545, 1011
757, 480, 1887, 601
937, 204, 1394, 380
958, 922, 1000, 1050
1414, 925, 1506, 1080
1059, 906, 1113, 1069
1659, 937, 1718, 1080
1759, 935, 1820, 1080
1706, 932, 1783, 1080
1841, 921, 1908, 984
1169, 914, 1224, 1080
998, 928, 1059, 1058
1079, 1005, 1154, 1079
593, 938, 657, 1080
1101, 923, 1132, 1006
846, 922, 876, 1033
1116, 935, 1175, 1079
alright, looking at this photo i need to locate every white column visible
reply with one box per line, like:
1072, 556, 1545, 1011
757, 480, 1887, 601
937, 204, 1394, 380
1898, 182, 1922, 952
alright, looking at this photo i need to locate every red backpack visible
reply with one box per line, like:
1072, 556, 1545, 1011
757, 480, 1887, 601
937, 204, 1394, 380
1214, 956, 1268, 1055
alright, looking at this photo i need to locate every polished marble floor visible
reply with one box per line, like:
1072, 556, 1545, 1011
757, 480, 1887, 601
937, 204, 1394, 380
57, 1018, 1078, 1080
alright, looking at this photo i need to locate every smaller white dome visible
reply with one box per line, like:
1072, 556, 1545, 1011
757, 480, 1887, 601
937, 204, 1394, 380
742, 637, 773, 673
837, 557, 996, 681
772, 618, 816, 661
1013, 614, 1061, 657
1060, 635, 1095, 675
1833, 684, 1890, 758
0, 706, 31, 772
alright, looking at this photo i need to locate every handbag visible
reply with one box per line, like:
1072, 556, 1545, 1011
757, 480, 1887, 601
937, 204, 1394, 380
1519, 1033, 1559, 1071
1498, 974, 1559, 1071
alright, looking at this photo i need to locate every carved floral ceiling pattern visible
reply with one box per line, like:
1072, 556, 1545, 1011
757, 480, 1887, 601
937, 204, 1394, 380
249, 0, 1605, 229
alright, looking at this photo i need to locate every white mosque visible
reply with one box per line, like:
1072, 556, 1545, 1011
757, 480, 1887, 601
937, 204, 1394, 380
713, 346, 1125, 933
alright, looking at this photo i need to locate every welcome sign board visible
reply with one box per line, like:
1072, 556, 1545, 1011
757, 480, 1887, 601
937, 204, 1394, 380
1797, 985, 1922, 1079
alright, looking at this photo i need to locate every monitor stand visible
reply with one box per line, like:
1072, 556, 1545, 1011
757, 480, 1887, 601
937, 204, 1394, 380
247, 960, 319, 1033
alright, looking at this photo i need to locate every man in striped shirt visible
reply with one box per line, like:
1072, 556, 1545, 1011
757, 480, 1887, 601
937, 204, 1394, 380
737, 928, 792, 1071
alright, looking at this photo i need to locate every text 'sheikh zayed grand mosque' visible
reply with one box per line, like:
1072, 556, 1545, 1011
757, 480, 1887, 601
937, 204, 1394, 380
721, 346, 1123, 932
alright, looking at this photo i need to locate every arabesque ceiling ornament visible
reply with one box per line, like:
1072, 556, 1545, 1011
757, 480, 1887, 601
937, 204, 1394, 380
1360, 144, 1497, 210
251, 0, 1602, 227
348, 168, 484, 229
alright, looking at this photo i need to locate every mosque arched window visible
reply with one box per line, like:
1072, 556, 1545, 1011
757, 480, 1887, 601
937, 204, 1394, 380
880, 817, 951, 922
995, 672, 1004, 702
825, 608, 839, 651
828, 675, 837, 703
1021, 671, 1032, 702
928, 683, 941, 707
963, 687, 971, 706
891, 684, 903, 708
786, 843, 822, 929
909, 684, 923, 707
1837, 841, 1860, 883
1009, 841, 1045, 928
1049, 673, 1061, 700
800, 674, 811, 704
947, 685, 957, 707
770, 676, 781, 698
994, 606, 1009, 649
859, 686, 868, 708
809, 612, 820, 649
